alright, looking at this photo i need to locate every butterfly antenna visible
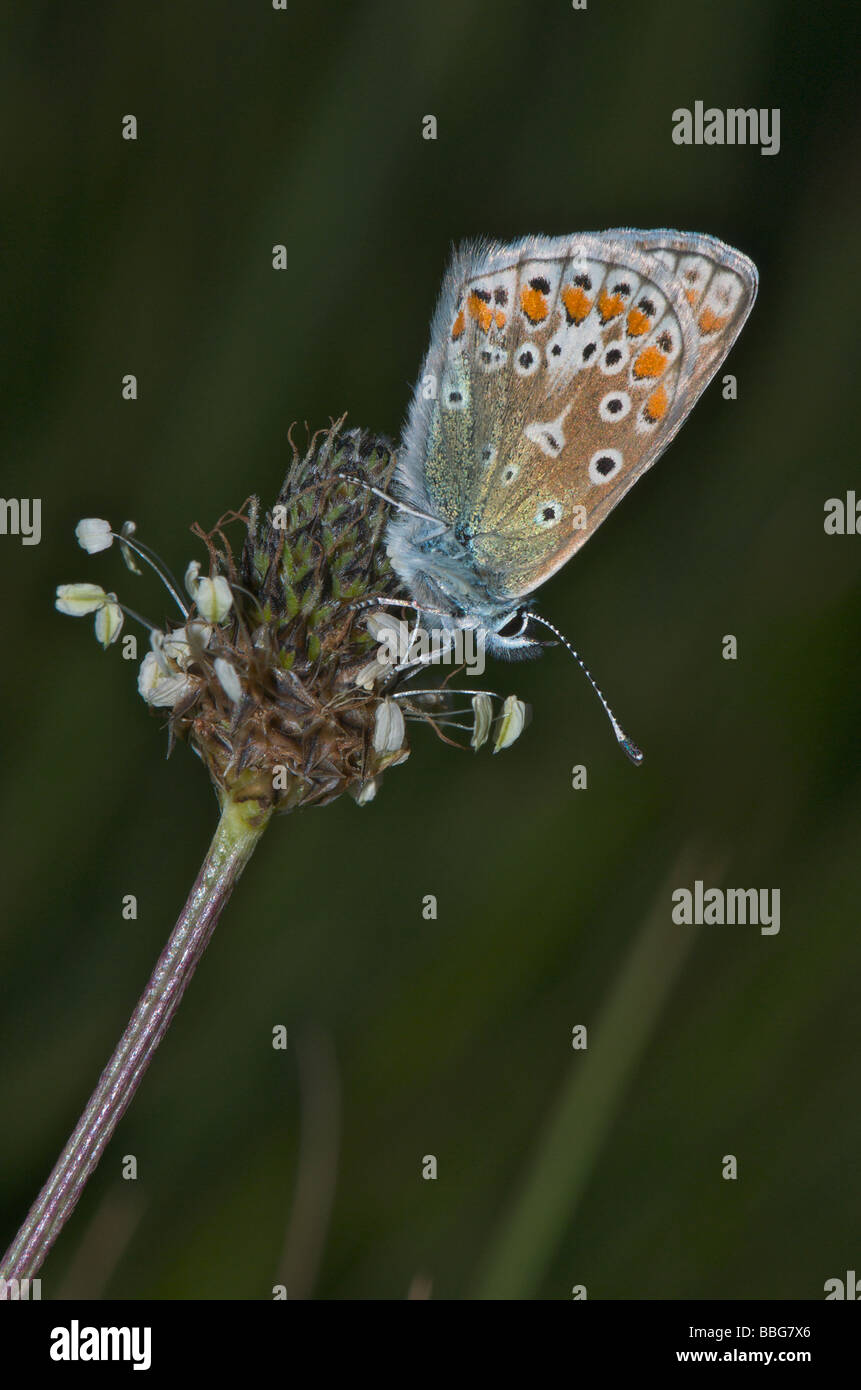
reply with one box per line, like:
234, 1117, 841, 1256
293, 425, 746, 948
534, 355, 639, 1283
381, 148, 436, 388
334, 473, 446, 532
528, 612, 644, 766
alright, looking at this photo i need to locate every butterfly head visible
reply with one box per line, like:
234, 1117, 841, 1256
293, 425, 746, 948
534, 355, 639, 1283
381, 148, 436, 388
385, 509, 546, 660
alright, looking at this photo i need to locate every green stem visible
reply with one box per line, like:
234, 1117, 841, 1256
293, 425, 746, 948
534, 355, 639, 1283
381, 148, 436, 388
0, 792, 270, 1288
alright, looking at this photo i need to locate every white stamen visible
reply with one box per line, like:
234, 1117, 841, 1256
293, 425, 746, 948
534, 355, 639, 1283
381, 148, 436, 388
55, 582, 108, 616
214, 656, 243, 704
354, 778, 379, 806
373, 698, 406, 755
137, 651, 194, 708
94, 595, 124, 648
184, 560, 201, 596
75, 518, 113, 554
493, 695, 527, 753
355, 656, 391, 689
194, 575, 233, 624
364, 611, 407, 645
470, 693, 494, 750
161, 623, 211, 670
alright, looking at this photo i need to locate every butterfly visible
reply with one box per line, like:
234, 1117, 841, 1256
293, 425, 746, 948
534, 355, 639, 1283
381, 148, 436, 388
381, 230, 758, 760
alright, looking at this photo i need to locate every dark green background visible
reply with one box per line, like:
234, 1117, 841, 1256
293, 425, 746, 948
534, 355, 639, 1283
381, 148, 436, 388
1, 0, 858, 1299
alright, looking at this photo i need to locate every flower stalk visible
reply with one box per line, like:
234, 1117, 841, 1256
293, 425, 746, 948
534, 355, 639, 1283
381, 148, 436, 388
2, 419, 529, 1290
0, 787, 270, 1286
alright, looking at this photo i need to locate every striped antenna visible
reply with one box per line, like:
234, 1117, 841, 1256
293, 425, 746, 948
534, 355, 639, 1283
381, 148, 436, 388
528, 612, 643, 766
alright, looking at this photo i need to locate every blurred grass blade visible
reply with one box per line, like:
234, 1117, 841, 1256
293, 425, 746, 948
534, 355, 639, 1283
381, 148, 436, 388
473, 851, 712, 1300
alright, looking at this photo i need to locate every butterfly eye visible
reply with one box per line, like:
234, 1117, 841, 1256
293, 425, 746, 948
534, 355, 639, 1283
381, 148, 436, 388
535, 501, 563, 528
497, 607, 531, 640
588, 449, 623, 484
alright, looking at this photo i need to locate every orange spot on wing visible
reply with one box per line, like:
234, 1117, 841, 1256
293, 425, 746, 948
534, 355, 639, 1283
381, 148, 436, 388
698, 307, 729, 335
633, 345, 669, 379
494, 309, 506, 329
520, 286, 548, 323
561, 284, 591, 324
451, 309, 465, 340
626, 307, 650, 337
598, 289, 625, 321
467, 292, 493, 333
685, 288, 697, 304
644, 384, 669, 423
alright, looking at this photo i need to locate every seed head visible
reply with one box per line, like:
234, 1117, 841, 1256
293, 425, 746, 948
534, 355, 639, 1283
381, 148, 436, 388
56, 418, 530, 820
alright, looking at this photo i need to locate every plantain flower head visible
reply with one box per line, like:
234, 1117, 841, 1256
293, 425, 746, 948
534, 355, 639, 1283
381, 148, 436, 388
56, 420, 529, 818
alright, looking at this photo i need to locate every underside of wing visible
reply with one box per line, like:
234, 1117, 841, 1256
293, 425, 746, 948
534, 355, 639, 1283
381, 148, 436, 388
396, 230, 757, 605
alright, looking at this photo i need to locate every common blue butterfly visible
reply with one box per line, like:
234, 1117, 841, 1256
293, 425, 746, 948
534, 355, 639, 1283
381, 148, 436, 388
381, 230, 758, 760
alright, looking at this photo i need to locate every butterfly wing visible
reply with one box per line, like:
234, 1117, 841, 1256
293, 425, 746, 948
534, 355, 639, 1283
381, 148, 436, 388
395, 231, 757, 605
